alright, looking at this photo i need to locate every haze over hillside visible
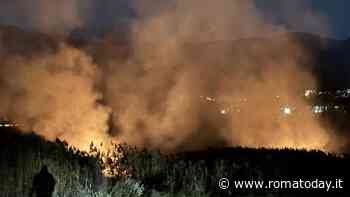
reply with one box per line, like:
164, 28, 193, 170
1, 1, 350, 197
1, 24, 350, 153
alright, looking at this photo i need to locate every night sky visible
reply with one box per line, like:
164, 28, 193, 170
255, 0, 349, 39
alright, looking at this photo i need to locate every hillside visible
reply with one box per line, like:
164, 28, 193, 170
0, 127, 103, 197
0, 127, 349, 197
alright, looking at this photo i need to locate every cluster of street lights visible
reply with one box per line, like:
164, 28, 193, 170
201, 89, 349, 117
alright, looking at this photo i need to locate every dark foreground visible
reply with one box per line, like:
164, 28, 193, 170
0, 127, 349, 197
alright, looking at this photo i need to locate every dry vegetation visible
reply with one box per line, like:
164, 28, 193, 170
0, 127, 348, 197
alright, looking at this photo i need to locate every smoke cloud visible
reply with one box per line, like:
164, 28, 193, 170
0, 45, 111, 150
103, 0, 338, 151
0, 0, 343, 152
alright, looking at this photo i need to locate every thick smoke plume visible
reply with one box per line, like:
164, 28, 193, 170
104, 0, 337, 151
0, 45, 111, 150
0, 0, 343, 152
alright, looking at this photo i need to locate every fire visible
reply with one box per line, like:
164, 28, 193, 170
0, 0, 344, 154
282, 106, 292, 115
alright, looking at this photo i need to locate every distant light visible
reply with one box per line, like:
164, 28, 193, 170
220, 109, 227, 115
205, 97, 216, 102
0, 123, 17, 127
312, 105, 324, 114
281, 106, 292, 115
304, 90, 314, 97
283, 107, 291, 115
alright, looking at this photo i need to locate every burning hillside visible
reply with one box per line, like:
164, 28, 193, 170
2, 1, 350, 197
0, 0, 348, 154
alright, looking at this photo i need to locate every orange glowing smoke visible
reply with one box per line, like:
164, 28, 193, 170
0, 0, 344, 153
0, 45, 111, 151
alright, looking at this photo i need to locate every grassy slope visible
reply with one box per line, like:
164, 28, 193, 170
1, 127, 349, 197
0, 128, 102, 197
